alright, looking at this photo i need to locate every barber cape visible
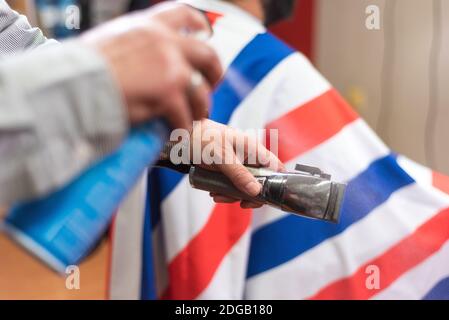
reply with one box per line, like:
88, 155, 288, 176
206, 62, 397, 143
108, 0, 449, 300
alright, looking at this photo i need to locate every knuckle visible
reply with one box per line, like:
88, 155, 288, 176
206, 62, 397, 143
190, 10, 207, 25
158, 54, 188, 91
164, 68, 189, 93
201, 45, 217, 62
175, 68, 190, 86
176, 5, 190, 17
177, 5, 200, 22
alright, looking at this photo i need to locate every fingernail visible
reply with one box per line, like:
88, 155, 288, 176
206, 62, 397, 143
245, 181, 261, 196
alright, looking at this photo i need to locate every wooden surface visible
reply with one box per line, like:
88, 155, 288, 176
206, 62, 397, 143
0, 229, 109, 300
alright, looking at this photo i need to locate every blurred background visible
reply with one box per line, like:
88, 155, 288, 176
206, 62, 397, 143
0, 0, 448, 299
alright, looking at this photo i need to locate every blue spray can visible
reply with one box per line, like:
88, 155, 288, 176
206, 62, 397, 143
3, 122, 167, 273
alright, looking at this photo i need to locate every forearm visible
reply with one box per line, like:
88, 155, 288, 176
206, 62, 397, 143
0, 42, 128, 205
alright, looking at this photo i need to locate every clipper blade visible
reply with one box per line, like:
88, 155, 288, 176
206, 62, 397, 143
324, 182, 347, 223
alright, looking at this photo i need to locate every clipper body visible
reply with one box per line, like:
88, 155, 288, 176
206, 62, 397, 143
187, 164, 346, 223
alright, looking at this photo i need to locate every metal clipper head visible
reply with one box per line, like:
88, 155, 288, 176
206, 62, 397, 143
255, 164, 346, 223
188, 164, 347, 223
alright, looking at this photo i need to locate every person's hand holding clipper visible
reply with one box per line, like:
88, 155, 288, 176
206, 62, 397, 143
158, 119, 346, 222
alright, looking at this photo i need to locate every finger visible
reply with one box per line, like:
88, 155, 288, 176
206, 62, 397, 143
127, 102, 156, 125
215, 146, 262, 197
210, 192, 231, 198
164, 91, 192, 130
240, 201, 263, 209
187, 72, 211, 120
147, 3, 211, 35
235, 130, 285, 172
255, 142, 286, 172
178, 37, 223, 87
212, 195, 240, 204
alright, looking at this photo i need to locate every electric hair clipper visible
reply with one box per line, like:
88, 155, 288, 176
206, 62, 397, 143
158, 160, 346, 223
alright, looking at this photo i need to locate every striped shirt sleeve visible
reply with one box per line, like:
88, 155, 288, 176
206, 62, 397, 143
0, 0, 58, 57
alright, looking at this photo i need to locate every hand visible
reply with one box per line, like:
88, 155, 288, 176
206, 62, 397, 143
79, 4, 222, 130
191, 120, 285, 209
